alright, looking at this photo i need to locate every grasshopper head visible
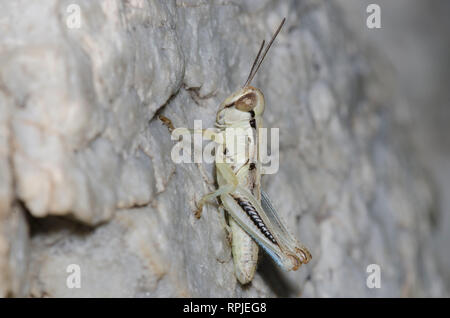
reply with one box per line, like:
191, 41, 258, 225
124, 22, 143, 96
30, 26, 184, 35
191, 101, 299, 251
216, 18, 285, 125
216, 86, 265, 125
229, 86, 265, 115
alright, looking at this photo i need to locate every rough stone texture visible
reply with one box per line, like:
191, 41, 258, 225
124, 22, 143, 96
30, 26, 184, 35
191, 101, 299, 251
336, 0, 450, 294
0, 0, 448, 297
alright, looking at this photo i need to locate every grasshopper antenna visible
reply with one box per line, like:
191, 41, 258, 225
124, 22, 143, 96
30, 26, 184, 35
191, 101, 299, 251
243, 17, 286, 87
244, 40, 266, 87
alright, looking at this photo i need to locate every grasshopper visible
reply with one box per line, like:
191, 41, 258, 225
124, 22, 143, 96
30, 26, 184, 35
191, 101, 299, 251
161, 18, 311, 284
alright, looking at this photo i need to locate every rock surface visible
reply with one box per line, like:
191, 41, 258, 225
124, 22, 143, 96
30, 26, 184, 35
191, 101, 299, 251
0, 0, 447, 297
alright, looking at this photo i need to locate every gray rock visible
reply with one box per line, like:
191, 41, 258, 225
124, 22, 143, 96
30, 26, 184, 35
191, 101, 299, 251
0, 0, 447, 297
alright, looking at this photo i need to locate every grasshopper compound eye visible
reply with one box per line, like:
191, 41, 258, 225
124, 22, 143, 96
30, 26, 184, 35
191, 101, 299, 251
235, 92, 257, 112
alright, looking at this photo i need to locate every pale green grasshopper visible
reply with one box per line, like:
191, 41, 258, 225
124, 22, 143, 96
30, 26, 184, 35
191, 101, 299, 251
160, 18, 311, 284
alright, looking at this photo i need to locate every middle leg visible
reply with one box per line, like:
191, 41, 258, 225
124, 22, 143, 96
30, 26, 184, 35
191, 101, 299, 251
194, 163, 239, 218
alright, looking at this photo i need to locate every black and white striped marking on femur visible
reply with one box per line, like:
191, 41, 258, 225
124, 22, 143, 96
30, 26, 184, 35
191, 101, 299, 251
234, 196, 277, 245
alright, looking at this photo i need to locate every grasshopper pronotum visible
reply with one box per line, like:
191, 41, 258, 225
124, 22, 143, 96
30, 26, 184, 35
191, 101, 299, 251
161, 18, 311, 284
